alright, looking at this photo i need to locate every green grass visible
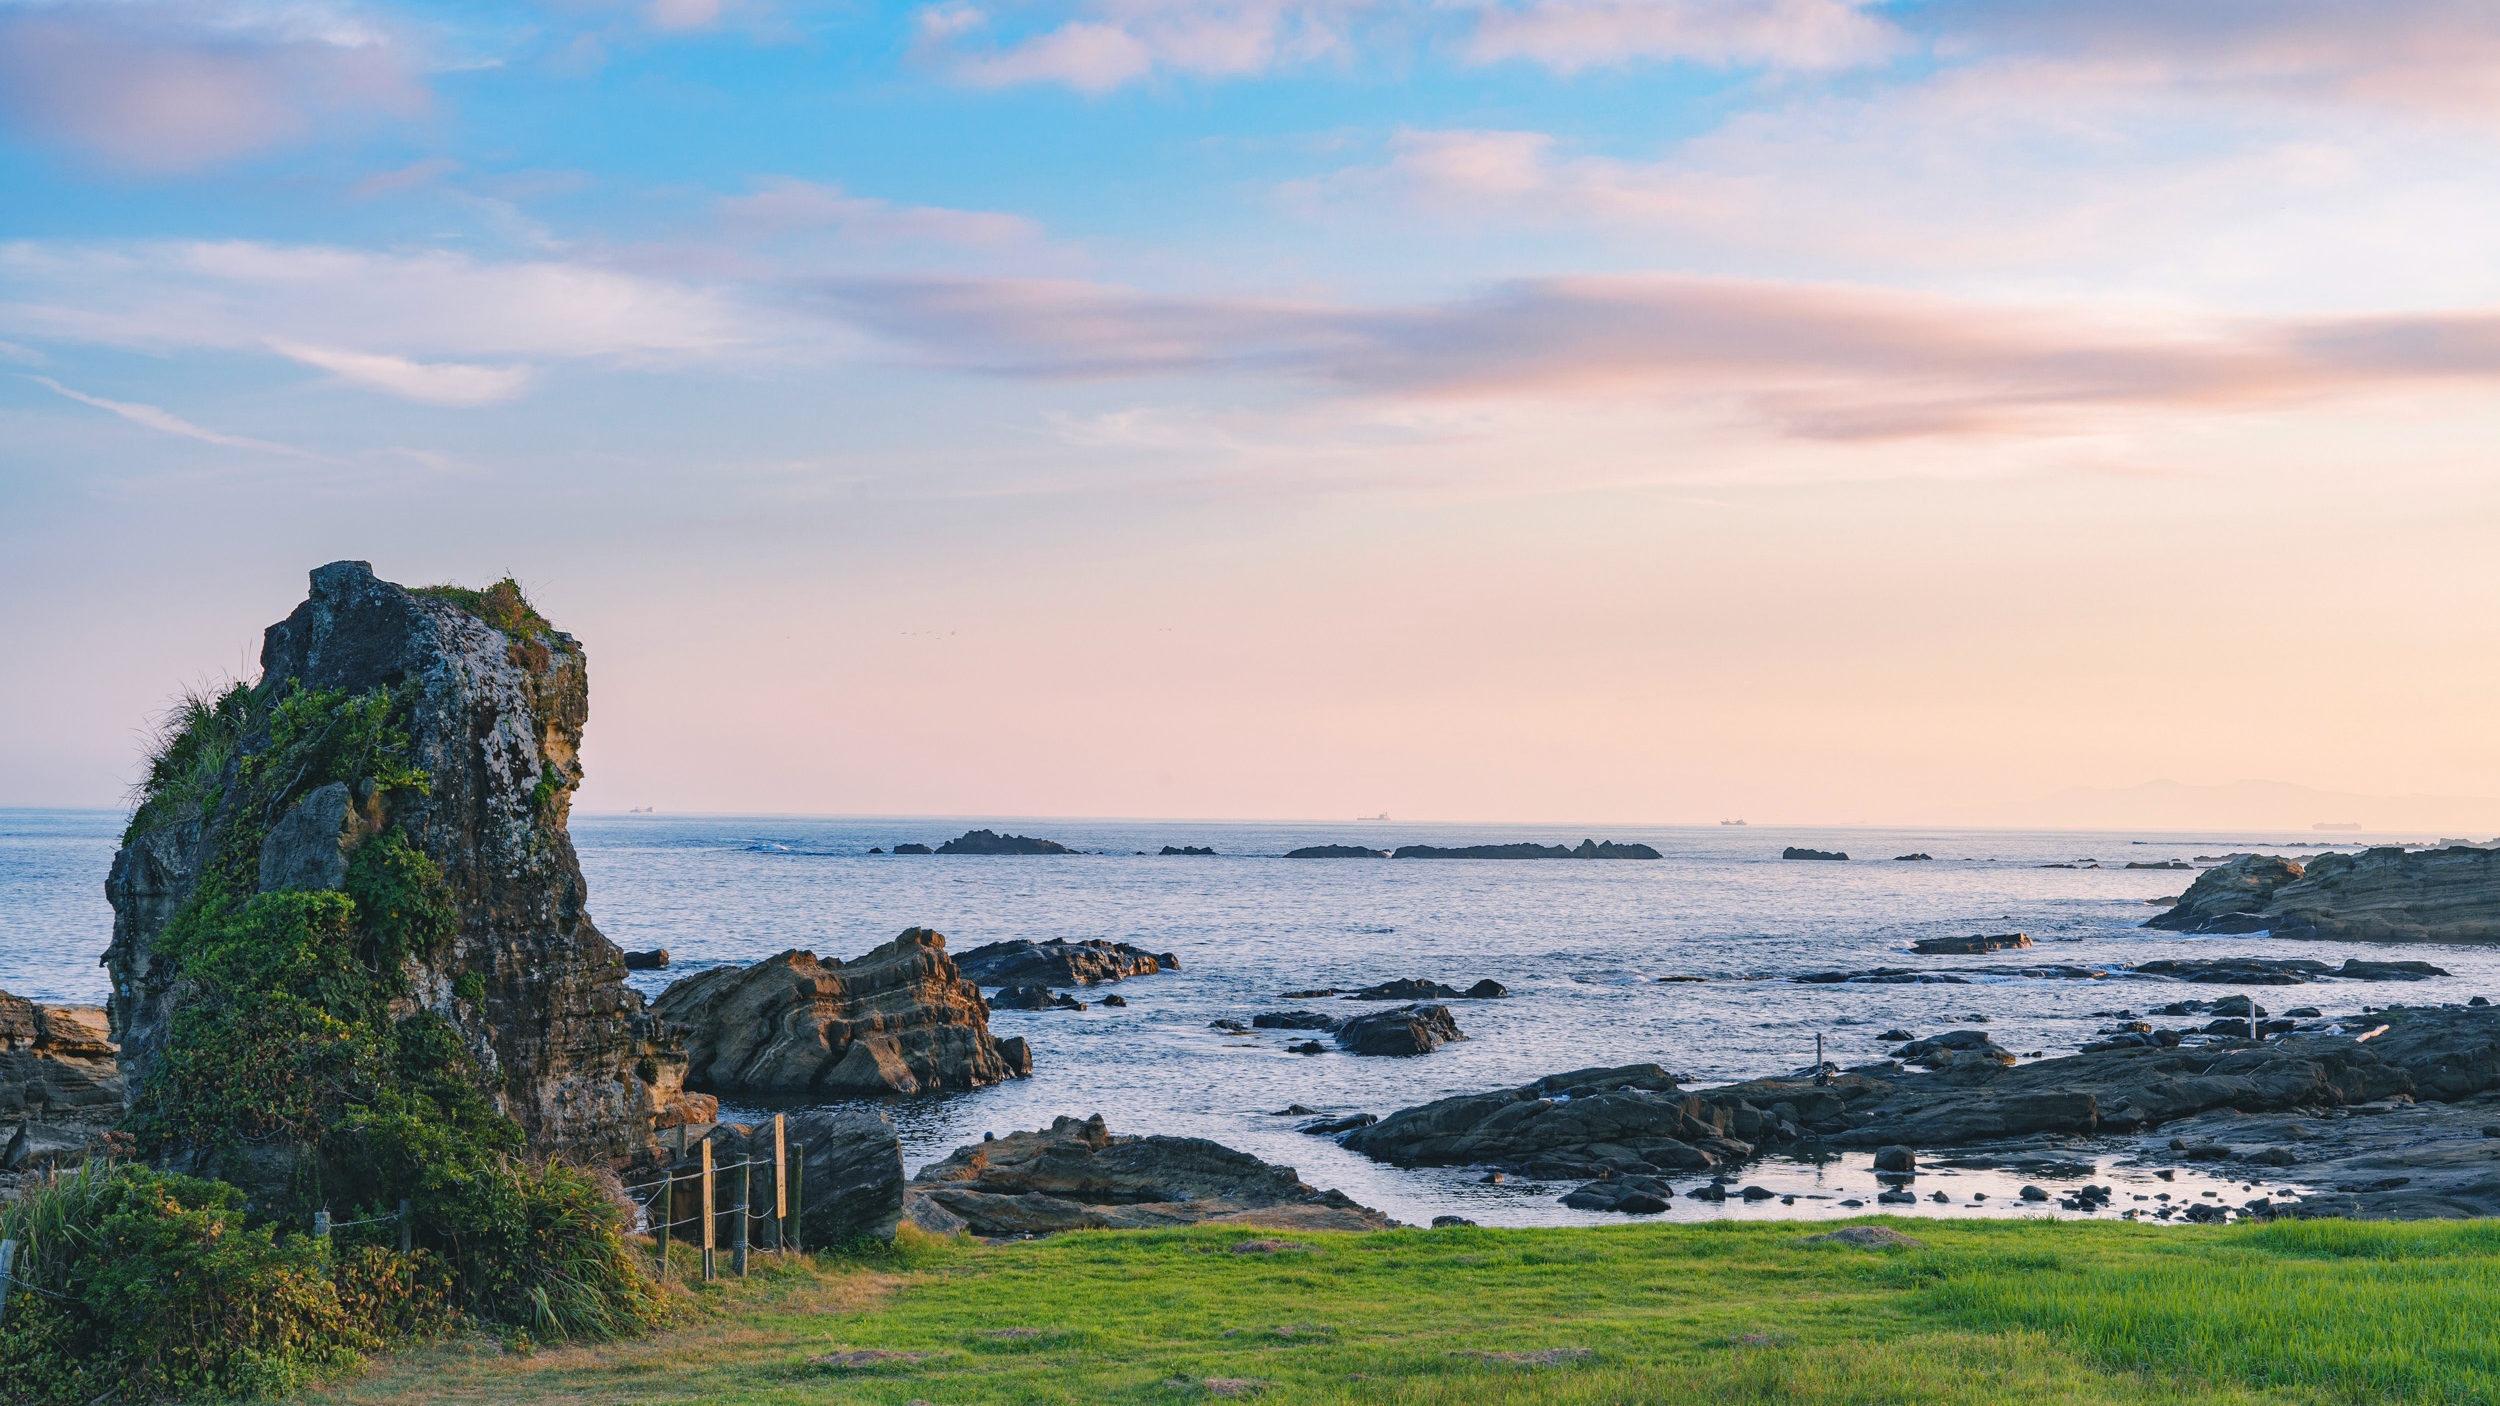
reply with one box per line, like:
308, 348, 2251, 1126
332, 1217, 2500, 1405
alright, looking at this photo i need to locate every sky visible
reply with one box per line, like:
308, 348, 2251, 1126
3, 0, 2499, 829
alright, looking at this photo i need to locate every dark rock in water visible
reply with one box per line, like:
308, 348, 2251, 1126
1911, 933, 2032, 955
1253, 1010, 1344, 1031
1285, 844, 1387, 858
2127, 861, 2192, 870
1159, 845, 1217, 856
2020, 1185, 2049, 1201
1873, 1145, 1915, 1172
2286, 1007, 2323, 1018
1894, 853, 1934, 861
867, 847, 884, 854
1100, 993, 1128, 1008
1877, 1029, 1916, 1042
1561, 1174, 1676, 1213
892, 843, 933, 854
955, 937, 1176, 987
1875, 1188, 1917, 1204
1211, 1018, 1248, 1031
936, 828, 1073, 855
902, 1114, 1395, 1237
1280, 988, 1343, 999
2338, 960, 2450, 981
1337, 1004, 1464, 1056
1389, 840, 1661, 860
2146, 854, 2301, 933
1684, 1182, 1727, 1202
2150, 848, 2500, 942
2474, 997, 2492, 1007
992, 984, 1085, 1011
1795, 968, 1971, 985
1783, 847, 1848, 861
104, 561, 700, 1171
1891, 1031, 2016, 1070
2210, 996, 2267, 1018
654, 929, 1033, 1095
1432, 1215, 1477, 1228
660, 1108, 906, 1246
1340, 1063, 1721, 1172
622, 949, 670, 970
1289, 1040, 1327, 1054
1347, 977, 1509, 1001
1299, 1112, 1377, 1135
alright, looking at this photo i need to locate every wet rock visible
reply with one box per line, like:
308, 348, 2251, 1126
1289, 1041, 1326, 1054
1783, 847, 1848, 861
622, 949, 670, 970
1253, 1011, 1343, 1031
1891, 1031, 2017, 1070
655, 930, 1032, 1095
891, 842, 933, 854
1894, 853, 1934, 862
1910, 933, 2032, 955
1159, 845, 1216, 856
1561, 1174, 1676, 1213
1336, 1004, 1464, 1056
992, 985, 1086, 1011
1298, 1113, 1377, 1135
1873, 1145, 1915, 1173
1101, 993, 1127, 1007
1285, 845, 1386, 858
901, 1114, 1394, 1237
1795, 968, 1970, 985
955, 937, 1177, 987
1876, 1029, 1916, 1042
2020, 1185, 2048, 1200
1341, 1064, 1736, 1172
935, 829, 1072, 855
1875, 1188, 1916, 1204
1348, 978, 1509, 1001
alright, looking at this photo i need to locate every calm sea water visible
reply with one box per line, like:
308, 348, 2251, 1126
8, 808, 2492, 1224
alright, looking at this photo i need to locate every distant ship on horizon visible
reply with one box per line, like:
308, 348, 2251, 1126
1721, 819, 1747, 826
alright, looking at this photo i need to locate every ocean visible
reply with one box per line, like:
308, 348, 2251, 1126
8, 808, 2491, 1226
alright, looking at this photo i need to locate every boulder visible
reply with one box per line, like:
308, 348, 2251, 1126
1559, 1174, 1675, 1213
1783, 847, 1848, 861
1252, 1011, 1343, 1031
1910, 933, 2032, 955
1892, 1031, 2017, 1070
103, 561, 698, 1169
653, 929, 1031, 1096
954, 937, 1176, 987
622, 949, 670, 970
1336, 1004, 1464, 1056
935, 829, 1072, 855
901, 1114, 1393, 1237
1285, 845, 1386, 858
992, 985, 1084, 1011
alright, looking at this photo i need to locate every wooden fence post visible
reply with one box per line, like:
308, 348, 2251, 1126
314, 1210, 331, 1242
790, 1150, 805, 1255
772, 1114, 788, 1253
733, 1157, 751, 1277
1, 1238, 17, 1330
398, 1198, 412, 1254
701, 1140, 716, 1282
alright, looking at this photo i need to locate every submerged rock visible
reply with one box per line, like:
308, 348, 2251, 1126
1252, 1010, 1343, 1031
1910, 933, 2032, 955
1285, 845, 1387, 858
1336, 1003, 1464, 1056
1783, 847, 1848, 861
902, 1114, 1394, 1237
1347, 977, 1510, 1001
1388, 840, 1661, 859
954, 937, 1176, 987
653, 928, 1032, 1096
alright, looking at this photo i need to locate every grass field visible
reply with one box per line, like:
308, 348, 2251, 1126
333, 1217, 2500, 1405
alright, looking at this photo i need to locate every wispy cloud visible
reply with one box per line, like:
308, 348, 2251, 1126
1462, 0, 1902, 75
0, 1, 428, 172
811, 272, 2500, 438
717, 178, 1043, 247
912, 0, 1369, 92
266, 339, 535, 405
27, 373, 322, 455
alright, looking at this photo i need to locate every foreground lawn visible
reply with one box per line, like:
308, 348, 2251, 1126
337, 1217, 2500, 1405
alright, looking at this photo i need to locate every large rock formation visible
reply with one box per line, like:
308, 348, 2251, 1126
902, 1114, 1394, 1237
1, 992, 124, 1175
953, 937, 1176, 987
651, 929, 1032, 1096
2151, 846, 2500, 941
102, 561, 698, 1168
1335, 1003, 1464, 1056
934, 829, 1072, 855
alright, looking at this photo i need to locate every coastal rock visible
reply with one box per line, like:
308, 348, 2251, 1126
902, 1114, 1394, 1237
2131, 956, 2452, 985
1159, 845, 1216, 856
1339, 1064, 1735, 1172
1348, 977, 1509, 1001
2144, 854, 2304, 934
1795, 968, 1971, 985
0, 992, 123, 1175
992, 985, 1085, 1011
1910, 933, 2032, 955
892, 843, 933, 854
954, 937, 1176, 987
935, 829, 1073, 855
1336, 1004, 1464, 1056
1783, 848, 1848, 861
1559, 1174, 1675, 1213
1894, 853, 1934, 862
1252, 1011, 1343, 1031
103, 561, 696, 1168
622, 949, 670, 970
1892, 1031, 2017, 1070
1388, 840, 1661, 859
1285, 845, 1386, 858
652, 929, 1032, 1096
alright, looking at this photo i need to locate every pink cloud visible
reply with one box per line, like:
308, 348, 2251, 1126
912, 0, 1366, 92
1464, 0, 1901, 75
0, 3, 428, 173
717, 178, 1044, 247
809, 272, 2500, 438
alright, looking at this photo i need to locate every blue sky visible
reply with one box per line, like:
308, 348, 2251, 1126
5, 0, 2500, 826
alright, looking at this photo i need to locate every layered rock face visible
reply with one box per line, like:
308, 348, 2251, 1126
2153, 848, 2500, 941
103, 561, 696, 1166
652, 929, 1032, 1096
903, 1114, 1394, 1237
953, 937, 1176, 987
1, 992, 124, 1174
